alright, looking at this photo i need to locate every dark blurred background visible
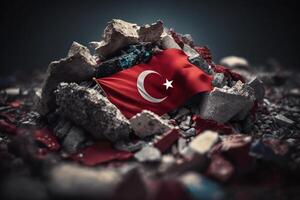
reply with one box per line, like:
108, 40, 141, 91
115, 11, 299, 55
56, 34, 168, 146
0, 0, 299, 76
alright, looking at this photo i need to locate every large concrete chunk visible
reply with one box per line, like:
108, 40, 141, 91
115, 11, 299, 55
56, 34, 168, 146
38, 42, 96, 115
138, 20, 164, 43
95, 19, 140, 59
200, 81, 255, 123
182, 44, 199, 59
94, 19, 164, 59
55, 82, 131, 142
129, 110, 174, 138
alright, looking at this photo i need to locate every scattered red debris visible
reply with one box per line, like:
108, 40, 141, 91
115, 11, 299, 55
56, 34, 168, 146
192, 115, 233, 135
169, 30, 185, 48
34, 128, 60, 151
36, 148, 50, 159
213, 65, 245, 83
8, 100, 21, 108
71, 141, 133, 166
0, 119, 18, 135
194, 46, 213, 64
154, 129, 180, 153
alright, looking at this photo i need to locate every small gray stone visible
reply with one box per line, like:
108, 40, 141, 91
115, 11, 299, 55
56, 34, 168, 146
212, 73, 227, 88
182, 44, 199, 60
130, 110, 173, 138
134, 146, 161, 162
55, 82, 131, 142
114, 140, 146, 152
183, 128, 197, 137
274, 114, 295, 127
248, 77, 265, 101
62, 126, 86, 153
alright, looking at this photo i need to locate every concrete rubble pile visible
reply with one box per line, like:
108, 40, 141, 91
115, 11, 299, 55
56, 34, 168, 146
1, 19, 300, 200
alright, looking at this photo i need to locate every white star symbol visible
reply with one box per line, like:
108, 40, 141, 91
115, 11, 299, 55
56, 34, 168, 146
163, 79, 173, 90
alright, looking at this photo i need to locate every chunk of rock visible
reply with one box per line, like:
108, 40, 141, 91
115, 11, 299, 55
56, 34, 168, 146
212, 73, 227, 88
94, 19, 140, 59
129, 110, 174, 138
49, 164, 121, 198
199, 81, 255, 123
182, 44, 199, 59
55, 82, 131, 142
189, 130, 219, 154
134, 146, 161, 162
189, 56, 212, 75
248, 77, 265, 101
274, 114, 295, 127
38, 42, 97, 115
160, 35, 181, 50
138, 20, 164, 43
62, 126, 86, 153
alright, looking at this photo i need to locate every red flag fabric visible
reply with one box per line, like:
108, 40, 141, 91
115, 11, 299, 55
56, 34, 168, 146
97, 48, 213, 118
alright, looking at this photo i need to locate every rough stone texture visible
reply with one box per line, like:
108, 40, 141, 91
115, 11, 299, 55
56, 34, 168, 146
248, 77, 265, 101
160, 35, 181, 50
62, 126, 86, 153
189, 56, 212, 75
94, 19, 140, 59
55, 82, 131, 142
54, 119, 72, 140
38, 42, 96, 115
199, 81, 255, 123
129, 110, 174, 138
49, 164, 121, 198
212, 73, 227, 88
182, 44, 199, 59
67, 41, 97, 66
220, 56, 249, 68
189, 130, 219, 154
138, 20, 164, 43
134, 146, 161, 162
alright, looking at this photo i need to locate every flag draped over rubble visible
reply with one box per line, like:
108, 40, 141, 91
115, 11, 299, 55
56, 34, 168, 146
1, 18, 300, 200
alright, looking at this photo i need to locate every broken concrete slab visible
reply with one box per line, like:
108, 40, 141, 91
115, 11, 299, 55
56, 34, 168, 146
134, 146, 161, 162
129, 110, 174, 138
38, 42, 97, 115
248, 77, 265, 101
182, 44, 199, 60
55, 82, 131, 142
160, 35, 181, 50
199, 81, 255, 123
138, 20, 164, 43
189, 130, 219, 154
62, 126, 86, 153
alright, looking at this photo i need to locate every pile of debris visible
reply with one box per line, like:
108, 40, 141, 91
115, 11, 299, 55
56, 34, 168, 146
1, 19, 300, 200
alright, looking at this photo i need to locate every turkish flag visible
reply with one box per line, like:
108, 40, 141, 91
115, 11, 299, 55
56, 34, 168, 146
97, 48, 213, 119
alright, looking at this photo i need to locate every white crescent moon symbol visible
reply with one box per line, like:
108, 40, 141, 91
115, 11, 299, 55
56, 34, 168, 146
137, 70, 167, 103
